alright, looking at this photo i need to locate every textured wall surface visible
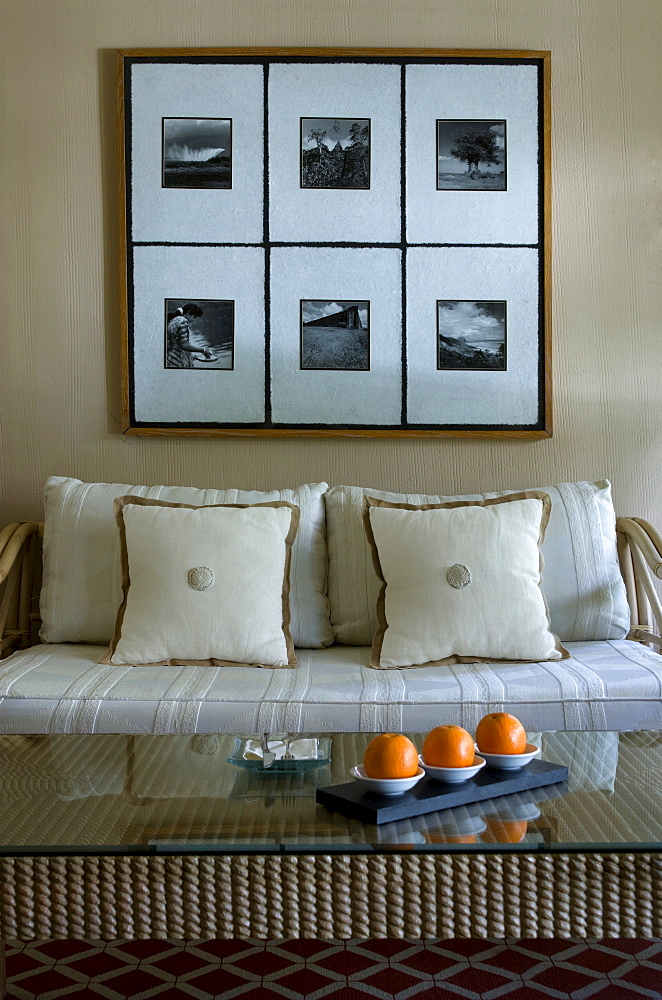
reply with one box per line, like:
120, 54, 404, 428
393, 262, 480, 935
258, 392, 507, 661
1, 0, 660, 524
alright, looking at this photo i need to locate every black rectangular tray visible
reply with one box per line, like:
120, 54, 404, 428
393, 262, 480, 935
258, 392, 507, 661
316, 759, 568, 825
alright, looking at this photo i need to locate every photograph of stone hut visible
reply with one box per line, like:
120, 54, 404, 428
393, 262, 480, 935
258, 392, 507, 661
300, 118, 370, 189
300, 299, 370, 369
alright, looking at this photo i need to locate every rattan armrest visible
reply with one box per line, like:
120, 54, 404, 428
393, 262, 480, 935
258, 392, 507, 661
628, 628, 662, 648
0, 522, 40, 657
0, 523, 39, 584
616, 517, 662, 642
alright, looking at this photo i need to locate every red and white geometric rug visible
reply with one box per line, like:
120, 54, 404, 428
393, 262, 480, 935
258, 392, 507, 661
5, 938, 662, 998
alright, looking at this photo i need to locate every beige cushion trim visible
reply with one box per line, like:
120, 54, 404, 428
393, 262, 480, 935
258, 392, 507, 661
100, 496, 299, 668
362, 491, 569, 669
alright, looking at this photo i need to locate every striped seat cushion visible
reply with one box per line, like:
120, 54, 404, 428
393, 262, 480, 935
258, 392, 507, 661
0, 639, 659, 735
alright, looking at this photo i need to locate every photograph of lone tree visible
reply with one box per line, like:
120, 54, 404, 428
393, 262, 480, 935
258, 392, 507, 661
300, 300, 370, 370
437, 120, 506, 191
437, 300, 506, 371
162, 118, 232, 189
300, 118, 370, 189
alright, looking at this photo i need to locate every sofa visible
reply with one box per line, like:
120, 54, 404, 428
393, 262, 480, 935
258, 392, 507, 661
0, 476, 661, 736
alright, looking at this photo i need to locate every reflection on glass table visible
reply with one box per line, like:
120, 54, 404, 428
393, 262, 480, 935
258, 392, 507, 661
0, 731, 659, 856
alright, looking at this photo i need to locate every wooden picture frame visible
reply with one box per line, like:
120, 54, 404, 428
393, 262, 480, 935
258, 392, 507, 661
118, 47, 551, 438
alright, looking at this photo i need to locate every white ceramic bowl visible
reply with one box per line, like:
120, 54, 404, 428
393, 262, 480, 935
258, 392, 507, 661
506, 801, 541, 821
418, 753, 486, 783
350, 764, 425, 796
422, 814, 488, 840
475, 742, 541, 769
378, 831, 429, 846
482, 798, 542, 821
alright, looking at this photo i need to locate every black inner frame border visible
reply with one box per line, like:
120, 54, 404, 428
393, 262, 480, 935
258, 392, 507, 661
123, 54, 547, 432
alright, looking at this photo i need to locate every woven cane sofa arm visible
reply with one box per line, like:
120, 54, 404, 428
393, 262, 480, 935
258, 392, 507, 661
616, 516, 662, 649
0, 522, 40, 658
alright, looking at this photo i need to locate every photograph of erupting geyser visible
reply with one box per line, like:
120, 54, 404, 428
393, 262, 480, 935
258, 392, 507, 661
162, 118, 232, 189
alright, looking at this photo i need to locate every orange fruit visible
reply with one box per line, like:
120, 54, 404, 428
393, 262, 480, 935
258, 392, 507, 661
481, 818, 528, 844
422, 725, 475, 768
475, 713, 527, 755
363, 733, 419, 779
425, 831, 477, 844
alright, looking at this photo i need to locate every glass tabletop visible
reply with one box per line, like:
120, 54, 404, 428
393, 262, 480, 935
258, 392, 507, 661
0, 730, 660, 856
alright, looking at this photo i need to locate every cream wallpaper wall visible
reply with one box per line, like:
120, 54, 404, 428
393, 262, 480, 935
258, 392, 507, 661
1, 0, 660, 525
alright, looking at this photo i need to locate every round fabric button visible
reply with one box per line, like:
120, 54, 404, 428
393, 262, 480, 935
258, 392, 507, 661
446, 563, 471, 589
191, 734, 220, 755
188, 566, 214, 591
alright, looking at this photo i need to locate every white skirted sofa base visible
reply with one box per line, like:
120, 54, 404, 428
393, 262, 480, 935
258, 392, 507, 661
0, 639, 661, 735
1, 477, 662, 736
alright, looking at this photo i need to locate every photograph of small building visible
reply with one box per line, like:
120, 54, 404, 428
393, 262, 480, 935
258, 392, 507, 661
301, 118, 370, 189
300, 300, 370, 369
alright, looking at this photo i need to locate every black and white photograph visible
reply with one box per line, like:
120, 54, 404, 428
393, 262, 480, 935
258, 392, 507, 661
165, 298, 234, 369
300, 300, 370, 370
437, 300, 506, 370
436, 120, 506, 191
162, 118, 232, 189
300, 118, 370, 189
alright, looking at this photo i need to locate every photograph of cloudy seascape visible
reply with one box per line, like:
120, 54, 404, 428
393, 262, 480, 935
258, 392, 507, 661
162, 118, 232, 189
300, 300, 370, 370
437, 120, 506, 191
437, 300, 506, 371
300, 118, 370, 189
164, 298, 234, 370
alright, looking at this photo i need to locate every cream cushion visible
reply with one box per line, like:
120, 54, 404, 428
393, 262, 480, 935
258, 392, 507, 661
39, 476, 332, 648
101, 497, 299, 668
364, 493, 567, 668
326, 480, 630, 645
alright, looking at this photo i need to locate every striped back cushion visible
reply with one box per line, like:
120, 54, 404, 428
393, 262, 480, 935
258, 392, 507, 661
325, 481, 630, 645
39, 477, 333, 649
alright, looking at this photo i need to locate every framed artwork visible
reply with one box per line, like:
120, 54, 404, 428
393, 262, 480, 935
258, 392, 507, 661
162, 118, 232, 189
300, 118, 371, 189
118, 47, 551, 437
437, 300, 507, 371
436, 120, 507, 191
300, 299, 370, 370
164, 298, 234, 370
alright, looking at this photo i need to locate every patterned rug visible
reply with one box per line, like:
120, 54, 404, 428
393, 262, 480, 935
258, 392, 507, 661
5, 938, 662, 998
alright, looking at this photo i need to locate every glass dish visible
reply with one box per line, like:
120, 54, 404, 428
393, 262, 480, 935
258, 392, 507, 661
227, 734, 332, 773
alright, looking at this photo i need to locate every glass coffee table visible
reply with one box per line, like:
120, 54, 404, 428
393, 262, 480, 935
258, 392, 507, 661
0, 729, 660, 992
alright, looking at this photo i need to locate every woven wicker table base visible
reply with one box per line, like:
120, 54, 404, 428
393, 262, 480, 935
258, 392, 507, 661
1, 853, 661, 941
